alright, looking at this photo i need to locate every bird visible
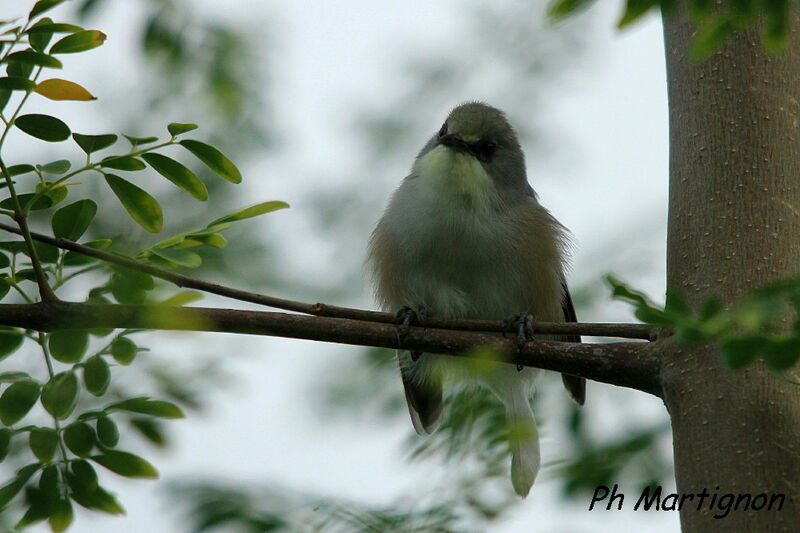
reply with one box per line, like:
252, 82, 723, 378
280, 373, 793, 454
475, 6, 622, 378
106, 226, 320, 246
367, 102, 584, 497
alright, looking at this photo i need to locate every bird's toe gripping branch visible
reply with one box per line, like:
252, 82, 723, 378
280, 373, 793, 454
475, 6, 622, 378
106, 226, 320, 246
395, 305, 428, 361
503, 313, 535, 371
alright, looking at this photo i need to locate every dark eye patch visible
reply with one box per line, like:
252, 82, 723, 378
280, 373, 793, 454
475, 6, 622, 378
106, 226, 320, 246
471, 140, 497, 162
438, 122, 448, 138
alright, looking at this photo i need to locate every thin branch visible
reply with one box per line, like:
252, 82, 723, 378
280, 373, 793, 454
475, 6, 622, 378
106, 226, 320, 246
0, 222, 656, 340
0, 160, 56, 302
0, 301, 662, 396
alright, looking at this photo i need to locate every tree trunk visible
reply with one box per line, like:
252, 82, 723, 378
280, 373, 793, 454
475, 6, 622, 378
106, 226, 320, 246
662, 11, 800, 533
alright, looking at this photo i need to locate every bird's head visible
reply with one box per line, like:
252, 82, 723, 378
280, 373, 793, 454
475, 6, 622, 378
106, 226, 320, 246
414, 102, 530, 206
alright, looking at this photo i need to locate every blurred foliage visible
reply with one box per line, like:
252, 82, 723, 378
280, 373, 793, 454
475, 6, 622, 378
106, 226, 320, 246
549, 0, 797, 58
67, 0, 280, 288
74, 0, 271, 151
609, 275, 800, 380
172, 482, 470, 533
556, 406, 672, 496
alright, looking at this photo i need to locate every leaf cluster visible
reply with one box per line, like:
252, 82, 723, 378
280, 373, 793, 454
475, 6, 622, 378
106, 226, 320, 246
548, 0, 794, 58
0, 2, 287, 530
608, 275, 800, 376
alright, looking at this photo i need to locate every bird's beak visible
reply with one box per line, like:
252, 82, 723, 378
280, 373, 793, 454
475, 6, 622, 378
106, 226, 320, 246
438, 133, 471, 154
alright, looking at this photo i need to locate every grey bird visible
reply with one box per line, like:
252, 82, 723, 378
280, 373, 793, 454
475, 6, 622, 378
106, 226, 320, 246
368, 102, 584, 497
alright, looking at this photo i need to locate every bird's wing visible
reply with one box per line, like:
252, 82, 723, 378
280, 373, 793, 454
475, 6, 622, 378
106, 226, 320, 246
560, 282, 586, 405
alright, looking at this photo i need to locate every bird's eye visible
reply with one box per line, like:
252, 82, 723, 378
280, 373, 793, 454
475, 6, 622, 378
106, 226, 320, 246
438, 122, 448, 138
472, 140, 497, 161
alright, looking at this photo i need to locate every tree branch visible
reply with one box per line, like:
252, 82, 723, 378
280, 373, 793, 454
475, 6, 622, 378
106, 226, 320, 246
0, 222, 656, 340
0, 301, 662, 396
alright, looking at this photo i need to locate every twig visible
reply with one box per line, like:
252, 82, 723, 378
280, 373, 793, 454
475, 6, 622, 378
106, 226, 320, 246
0, 301, 663, 396
0, 221, 656, 340
0, 160, 57, 302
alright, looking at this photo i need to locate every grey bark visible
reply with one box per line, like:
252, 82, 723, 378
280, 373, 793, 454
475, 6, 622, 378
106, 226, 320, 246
662, 11, 800, 532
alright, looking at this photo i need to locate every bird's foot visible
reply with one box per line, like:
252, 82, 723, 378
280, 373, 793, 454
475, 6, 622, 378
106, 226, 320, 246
503, 313, 534, 371
396, 306, 427, 361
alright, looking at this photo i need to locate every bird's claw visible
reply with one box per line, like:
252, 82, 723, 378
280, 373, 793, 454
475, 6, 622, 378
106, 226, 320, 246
503, 313, 534, 372
396, 306, 427, 361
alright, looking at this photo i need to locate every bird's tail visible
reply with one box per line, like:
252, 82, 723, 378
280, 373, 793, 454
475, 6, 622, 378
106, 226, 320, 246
505, 393, 540, 497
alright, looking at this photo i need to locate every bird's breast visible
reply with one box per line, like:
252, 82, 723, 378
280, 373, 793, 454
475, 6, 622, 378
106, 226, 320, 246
415, 145, 498, 211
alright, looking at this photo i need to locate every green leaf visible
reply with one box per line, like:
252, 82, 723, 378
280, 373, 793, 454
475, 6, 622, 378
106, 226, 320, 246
664, 289, 690, 316
51, 199, 97, 241
91, 450, 158, 478
6, 60, 34, 80
72, 133, 117, 154
63, 421, 94, 457
107, 267, 154, 305
31, 241, 60, 264
0, 253, 8, 268
180, 139, 242, 183
763, 0, 790, 53
0, 329, 23, 361
763, 337, 800, 371
130, 418, 166, 447
0, 463, 40, 509
30, 0, 67, 18
699, 296, 724, 321
66, 475, 123, 514
49, 499, 73, 532
0, 380, 41, 425
83, 355, 110, 396
95, 415, 118, 447
158, 290, 203, 307
150, 248, 202, 268
617, 0, 658, 27
48, 330, 89, 363
0, 89, 10, 113
6, 164, 35, 176
210, 201, 289, 225
29, 427, 58, 462
108, 397, 185, 419
104, 173, 163, 233
0, 371, 33, 383
26, 23, 83, 35
548, 0, 596, 19
605, 274, 650, 307
122, 134, 158, 146
34, 181, 68, 208
14, 113, 70, 142
0, 428, 11, 462
110, 337, 137, 365
0, 277, 8, 301
99, 155, 146, 171
0, 76, 36, 90
4, 50, 62, 68
141, 153, 208, 201
719, 335, 766, 370
49, 30, 106, 54
27, 17, 55, 53
190, 233, 227, 249
690, 18, 734, 61
40, 159, 71, 174
69, 460, 97, 490
167, 122, 198, 136
41, 371, 79, 419
16, 466, 61, 527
